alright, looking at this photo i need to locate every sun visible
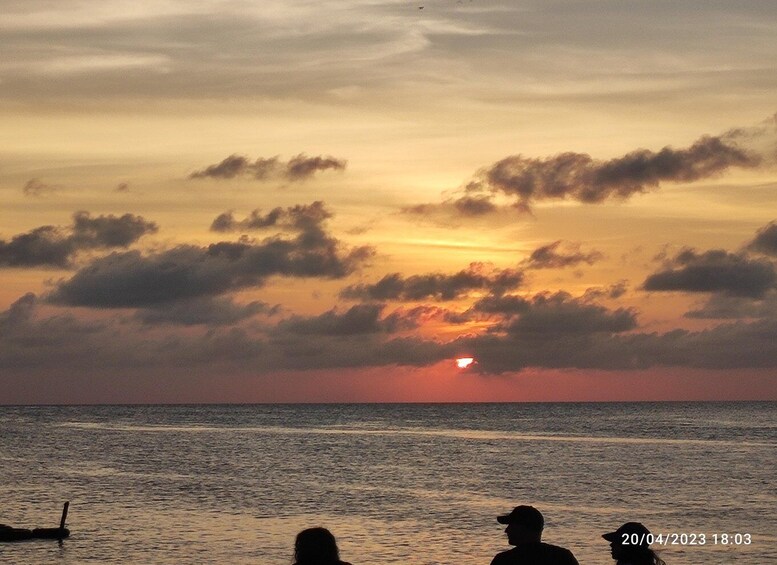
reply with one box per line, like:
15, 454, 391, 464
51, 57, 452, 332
455, 357, 475, 369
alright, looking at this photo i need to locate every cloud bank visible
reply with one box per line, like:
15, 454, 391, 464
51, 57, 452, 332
48, 203, 372, 307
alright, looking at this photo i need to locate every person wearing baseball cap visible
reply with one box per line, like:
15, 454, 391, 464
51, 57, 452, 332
490, 505, 579, 565
602, 522, 666, 565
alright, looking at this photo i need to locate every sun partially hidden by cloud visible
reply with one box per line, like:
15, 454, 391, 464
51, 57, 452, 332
456, 357, 475, 369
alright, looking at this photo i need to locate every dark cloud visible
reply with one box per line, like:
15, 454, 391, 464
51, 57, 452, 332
582, 280, 629, 300
22, 178, 62, 196
746, 221, 777, 257
459, 315, 777, 374
7, 289, 777, 378
0, 212, 158, 268
48, 205, 373, 307
189, 153, 345, 181
407, 126, 765, 220
684, 290, 777, 320
135, 297, 274, 326
278, 304, 447, 336
340, 263, 524, 302
0, 293, 37, 329
523, 240, 604, 269
0, 226, 73, 268
285, 154, 347, 180
643, 249, 776, 298
278, 304, 408, 336
401, 195, 517, 223
70, 211, 159, 248
452, 196, 499, 216
115, 182, 130, 192
499, 291, 637, 336
471, 293, 529, 314
0, 295, 450, 376
210, 202, 331, 233
483, 135, 759, 205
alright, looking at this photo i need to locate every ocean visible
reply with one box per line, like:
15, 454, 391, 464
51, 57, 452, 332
1, 402, 775, 564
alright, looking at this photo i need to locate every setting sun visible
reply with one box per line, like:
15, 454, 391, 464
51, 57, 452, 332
456, 357, 475, 369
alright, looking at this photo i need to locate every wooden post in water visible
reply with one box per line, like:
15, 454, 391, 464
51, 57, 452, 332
59, 502, 69, 530
30, 502, 71, 539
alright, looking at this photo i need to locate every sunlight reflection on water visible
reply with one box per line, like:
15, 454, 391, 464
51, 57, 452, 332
2, 403, 775, 564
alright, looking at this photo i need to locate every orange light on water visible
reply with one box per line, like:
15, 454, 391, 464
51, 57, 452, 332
455, 357, 475, 369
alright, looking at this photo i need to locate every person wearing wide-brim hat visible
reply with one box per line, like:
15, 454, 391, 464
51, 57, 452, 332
602, 522, 666, 565
490, 505, 579, 565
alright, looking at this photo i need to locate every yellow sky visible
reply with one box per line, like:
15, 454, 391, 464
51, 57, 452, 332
2, 1, 777, 402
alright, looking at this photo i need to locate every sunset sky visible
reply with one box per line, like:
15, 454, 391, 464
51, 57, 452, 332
2, 0, 777, 403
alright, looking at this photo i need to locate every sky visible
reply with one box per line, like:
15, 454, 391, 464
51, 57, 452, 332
2, 0, 777, 403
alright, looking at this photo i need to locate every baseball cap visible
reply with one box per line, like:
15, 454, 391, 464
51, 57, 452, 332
496, 505, 544, 531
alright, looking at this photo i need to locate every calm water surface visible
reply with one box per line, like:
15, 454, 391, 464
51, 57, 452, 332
1, 402, 775, 564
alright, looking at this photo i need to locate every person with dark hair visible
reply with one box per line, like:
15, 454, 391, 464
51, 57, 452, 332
293, 527, 352, 565
602, 522, 666, 565
490, 505, 579, 565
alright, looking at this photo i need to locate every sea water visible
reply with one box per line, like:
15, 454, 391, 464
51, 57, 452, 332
1, 402, 775, 564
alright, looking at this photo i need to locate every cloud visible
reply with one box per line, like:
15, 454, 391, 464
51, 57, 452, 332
115, 182, 130, 192
22, 178, 62, 196
0, 211, 158, 268
522, 240, 604, 269
285, 154, 347, 180
407, 119, 772, 220
458, 316, 777, 374
643, 248, 776, 298
69, 211, 159, 247
685, 292, 777, 320
452, 289, 777, 373
471, 293, 529, 315
7, 287, 777, 377
276, 303, 424, 336
451, 195, 499, 216
48, 205, 373, 307
135, 296, 274, 326
210, 202, 331, 233
481, 135, 759, 205
189, 154, 346, 181
498, 291, 637, 336
0, 292, 37, 329
0, 294, 450, 375
746, 221, 777, 257
340, 263, 524, 302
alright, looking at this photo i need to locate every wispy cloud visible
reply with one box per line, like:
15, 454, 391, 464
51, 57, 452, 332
189, 154, 346, 181
340, 263, 523, 302
22, 178, 62, 196
522, 240, 604, 269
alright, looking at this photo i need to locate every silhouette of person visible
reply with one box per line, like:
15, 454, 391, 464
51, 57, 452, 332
293, 527, 352, 565
490, 505, 579, 565
603, 522, 666, 565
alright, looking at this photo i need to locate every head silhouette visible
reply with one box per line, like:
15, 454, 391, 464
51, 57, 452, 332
497, 505, 544, 545
603, 522, 666, 565
294, 527, 340, 564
